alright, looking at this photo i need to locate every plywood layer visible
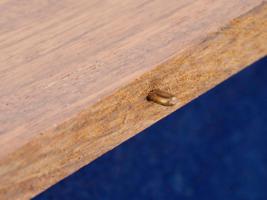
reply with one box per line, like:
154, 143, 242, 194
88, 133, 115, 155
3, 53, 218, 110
0, 1, 266, 199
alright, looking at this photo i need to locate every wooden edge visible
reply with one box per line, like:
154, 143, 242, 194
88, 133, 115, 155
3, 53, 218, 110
0, 3, 266, 199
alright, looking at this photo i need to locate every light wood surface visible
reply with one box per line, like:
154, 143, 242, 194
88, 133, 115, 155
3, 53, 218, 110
0, 1, 266, 199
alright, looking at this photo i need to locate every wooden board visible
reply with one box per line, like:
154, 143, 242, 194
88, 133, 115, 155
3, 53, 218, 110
0, 1, 266, 199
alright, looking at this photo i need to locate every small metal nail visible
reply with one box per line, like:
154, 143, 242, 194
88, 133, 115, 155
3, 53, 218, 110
147, 89, 177, 106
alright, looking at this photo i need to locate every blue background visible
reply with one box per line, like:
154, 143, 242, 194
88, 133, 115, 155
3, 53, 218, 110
36, 56, 267, 200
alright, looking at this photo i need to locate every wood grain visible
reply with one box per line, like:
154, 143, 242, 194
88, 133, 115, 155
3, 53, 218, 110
0, 1, 266, 199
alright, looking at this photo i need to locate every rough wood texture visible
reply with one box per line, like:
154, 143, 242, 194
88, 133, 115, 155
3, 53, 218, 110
0, 1, 267, 199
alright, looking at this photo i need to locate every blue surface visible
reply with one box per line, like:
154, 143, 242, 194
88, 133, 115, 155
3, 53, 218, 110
36, 56, 267, 200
